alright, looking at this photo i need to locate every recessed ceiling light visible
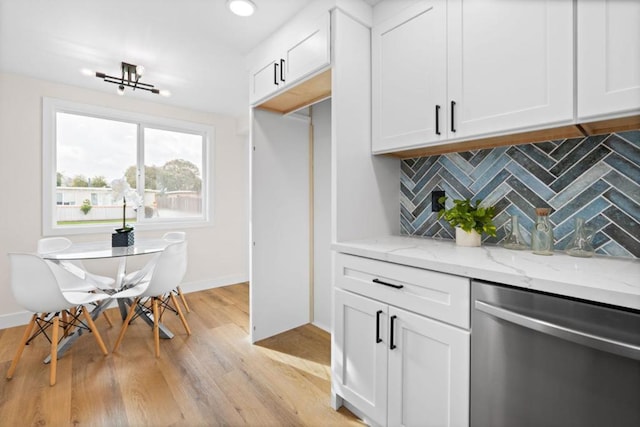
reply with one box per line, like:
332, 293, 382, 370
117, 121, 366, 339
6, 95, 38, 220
227, 0, 256, 17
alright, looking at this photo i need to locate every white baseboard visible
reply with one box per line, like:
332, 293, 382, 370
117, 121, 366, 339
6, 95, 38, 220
179, 274, 249, 294
0, 274, 249, 330
312, 320, 331, 333
0, 311, 33, 330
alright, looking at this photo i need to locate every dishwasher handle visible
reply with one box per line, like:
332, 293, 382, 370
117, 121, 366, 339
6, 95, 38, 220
475, 300, 640, 361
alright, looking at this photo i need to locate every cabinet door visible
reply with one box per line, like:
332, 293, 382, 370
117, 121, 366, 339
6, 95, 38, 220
250, 59, 280, 104
577, 0, 640, 121
372, 0, 447, 153
387, 307, 470, 427
285, 13, 330, 86
333, 289, 388, 427
447, 0, 573, 139
251, 110, 310, 342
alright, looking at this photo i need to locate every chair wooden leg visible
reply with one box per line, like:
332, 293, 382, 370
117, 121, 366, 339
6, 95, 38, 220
170, 293, 192, 336
176, 286, 190, 313
102, 311, 114, 328
81, 307, 108, 356
6, 314, 37, 380
113, 298, 140, 353
50, 314, 59, 386
61, 311, 69, 337
152, 297, 160, 358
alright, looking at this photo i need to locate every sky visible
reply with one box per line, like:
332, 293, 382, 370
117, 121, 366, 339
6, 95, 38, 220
56, 112, 203, 184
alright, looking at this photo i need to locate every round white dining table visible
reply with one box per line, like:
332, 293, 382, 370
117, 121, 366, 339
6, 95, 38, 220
40, 238, 174, 362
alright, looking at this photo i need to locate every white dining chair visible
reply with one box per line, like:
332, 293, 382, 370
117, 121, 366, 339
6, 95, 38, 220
112, 241, 191, 357
162, 231, 190, 313
38, 237, 115, 327
120, 231, 190, 313
37, 237, 116, 290
6, 253, 109, 386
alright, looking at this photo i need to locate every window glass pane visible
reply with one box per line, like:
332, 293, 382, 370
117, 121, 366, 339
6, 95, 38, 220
143, 128, 204, 219
56, 113, 137, 227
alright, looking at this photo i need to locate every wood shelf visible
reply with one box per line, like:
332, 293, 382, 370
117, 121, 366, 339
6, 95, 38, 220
256, 69, 332, 115
383, 114, 640, 159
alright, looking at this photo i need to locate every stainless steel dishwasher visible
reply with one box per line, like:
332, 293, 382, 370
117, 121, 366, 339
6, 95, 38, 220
470, 280, 640, 427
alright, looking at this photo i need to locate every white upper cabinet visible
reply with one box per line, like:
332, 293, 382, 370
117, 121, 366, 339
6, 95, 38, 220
249, 12, 330, 105
372, 0, 447, 153
447, 0, 574, 140
372, 0, 574, 154
250, 58, 281, 105
285, 13, 331, 85
577, 0, 640, 121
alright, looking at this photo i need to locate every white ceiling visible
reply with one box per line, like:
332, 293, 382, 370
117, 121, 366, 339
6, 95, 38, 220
0, 0, 324, 117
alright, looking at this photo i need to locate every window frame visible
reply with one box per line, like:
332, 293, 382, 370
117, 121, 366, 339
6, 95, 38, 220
43, 97, 214, 236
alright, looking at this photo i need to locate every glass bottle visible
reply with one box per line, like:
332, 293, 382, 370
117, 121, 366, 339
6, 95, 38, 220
503, 215, 528, 250
531, 208, 554, 255
565, 217, 595, 258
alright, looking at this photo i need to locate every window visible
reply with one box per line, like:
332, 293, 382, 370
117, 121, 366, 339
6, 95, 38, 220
43, 98, 213, 235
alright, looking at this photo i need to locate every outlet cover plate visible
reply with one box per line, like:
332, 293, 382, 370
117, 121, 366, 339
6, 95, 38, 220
432, 190, 445, 212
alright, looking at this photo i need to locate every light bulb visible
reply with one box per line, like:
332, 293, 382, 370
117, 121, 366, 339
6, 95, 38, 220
136, 65, 145, 77
227, 0, 255, 17
117, 85, 125, 95
159, 89, 171, 97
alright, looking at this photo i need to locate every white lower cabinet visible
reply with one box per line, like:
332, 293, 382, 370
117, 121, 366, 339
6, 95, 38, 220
387, 306, 469, 427
333, 253, 470, 427
334, 289, 388, 425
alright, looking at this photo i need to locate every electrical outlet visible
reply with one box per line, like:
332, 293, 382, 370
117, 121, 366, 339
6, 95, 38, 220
432, 190, 445, 212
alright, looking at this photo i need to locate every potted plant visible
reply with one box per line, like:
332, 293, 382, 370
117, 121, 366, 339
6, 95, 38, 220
438, 197, 497, 247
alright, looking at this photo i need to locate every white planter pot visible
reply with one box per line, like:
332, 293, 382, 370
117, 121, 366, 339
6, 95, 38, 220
455, 228, 481, 247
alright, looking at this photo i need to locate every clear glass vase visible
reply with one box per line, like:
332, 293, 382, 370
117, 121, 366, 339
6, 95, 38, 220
503, 215, 528, 250
565, 217, 595, 258
531, 208, 554, 255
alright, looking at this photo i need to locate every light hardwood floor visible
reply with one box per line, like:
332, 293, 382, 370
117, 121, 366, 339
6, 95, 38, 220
0, 283, 362, 426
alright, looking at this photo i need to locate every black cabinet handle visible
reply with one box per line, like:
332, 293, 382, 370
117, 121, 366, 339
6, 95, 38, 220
435, 105, 441, 135
376, 310, 383, 343
390, 315, 397, 350
273, 62, 279, 86
450, 100, 456, 133
372, 278, 404, 289
280, 58, 285, 82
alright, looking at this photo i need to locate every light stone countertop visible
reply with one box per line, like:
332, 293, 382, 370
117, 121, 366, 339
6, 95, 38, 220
332, 235, 640, 311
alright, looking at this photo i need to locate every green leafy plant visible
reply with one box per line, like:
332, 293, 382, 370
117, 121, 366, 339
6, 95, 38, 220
80, 199, 92, 215
437, 197, 497, 237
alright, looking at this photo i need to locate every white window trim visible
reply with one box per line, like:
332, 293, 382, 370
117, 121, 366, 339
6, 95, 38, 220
42, 97, 214, 236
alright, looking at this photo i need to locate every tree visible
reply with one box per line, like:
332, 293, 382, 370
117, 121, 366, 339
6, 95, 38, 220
56, 172, 63, 187
71, 175, 89, 187
122, 159, 201, 192
90, 175, 108, 187
124, 166, 136, 188
124, 165, 161, 190
161, 159, 202, 192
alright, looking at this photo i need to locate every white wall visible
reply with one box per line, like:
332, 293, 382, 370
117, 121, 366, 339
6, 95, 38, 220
312, 99, 332, 331
0, 72, 249, 328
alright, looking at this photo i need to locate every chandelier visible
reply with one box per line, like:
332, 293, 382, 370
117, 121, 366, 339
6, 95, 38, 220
95, 62, 168, 96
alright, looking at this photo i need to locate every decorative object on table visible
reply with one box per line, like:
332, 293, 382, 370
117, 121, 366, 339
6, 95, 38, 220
438, 197, 496, 247
110, 178, 142, 247
531, 208, 554, 255
503, 215, 528, 250
565, 217, 595, 258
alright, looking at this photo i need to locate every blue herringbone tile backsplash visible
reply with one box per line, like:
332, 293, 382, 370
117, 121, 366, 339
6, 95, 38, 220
400, 131, 640, 258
